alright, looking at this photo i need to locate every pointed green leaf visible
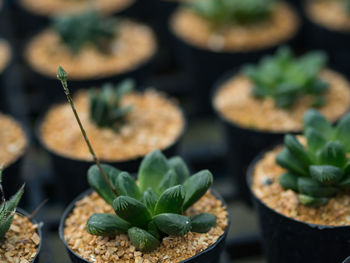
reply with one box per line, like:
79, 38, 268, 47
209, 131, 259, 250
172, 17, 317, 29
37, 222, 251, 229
276, 148, 308, 176
154, 185, 185, 215
182, 170, 213, 211
128, 227, 160, 252
191, 213, 216, 233
303, 110, 333, 139
305, 127, 327, 155
279, 173, 298, 192
153, 213, 191, 236
158, 169, 179, 194
0, 214, 13, 240
141, 188, 159, 215
87, 164, 121, 205
138, 150, 170, 192
335, 113, 350, 151
298, 194, 329, 207
309, 165, 344, 185
168, 156, 190, 184
318, 142, 347, 168
86, 213, 130, 236
284, 135, 311, 166
298, 177, 338, 198
113, 196, 151, 227
114, 172, 141, 200
5, 184, 24, 214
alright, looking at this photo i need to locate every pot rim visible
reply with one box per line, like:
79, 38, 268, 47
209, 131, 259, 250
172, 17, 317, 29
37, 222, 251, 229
59, 188, 230, 263
16, 207, 43, 263
211, 67, 350, 136
168, 2, 300, 55
246, 144, 350, 230
35, 90, 187, 165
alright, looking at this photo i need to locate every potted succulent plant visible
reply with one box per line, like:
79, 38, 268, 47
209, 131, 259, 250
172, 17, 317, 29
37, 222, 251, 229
169, 0, 300, 110
56, 67, 229, 262
0, 112, 28, 195
248, 110, 350, 263
13, 0, 142, 36
24, 10, 157, 105
0, 169, 42, 263
212, 47, 350, 202
37, 76, 185, 204
304, 0, 350, 73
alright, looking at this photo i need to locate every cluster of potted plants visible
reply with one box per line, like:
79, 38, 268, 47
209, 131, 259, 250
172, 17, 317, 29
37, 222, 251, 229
2, 0, 350, 262
55, 67, 230, 262
213, 46, 350, 201
169, 0, 300, 109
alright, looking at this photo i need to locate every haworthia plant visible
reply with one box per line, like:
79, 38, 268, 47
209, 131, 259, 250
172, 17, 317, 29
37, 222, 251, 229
188, 0, 276, 26
0, 169, 24, 240
88, 79, 135, 129
243, 47, 329, 108
53, 10, 117, 53
86, 150, 217, 252
56, 67, 217, 253
276, 110, 350, 206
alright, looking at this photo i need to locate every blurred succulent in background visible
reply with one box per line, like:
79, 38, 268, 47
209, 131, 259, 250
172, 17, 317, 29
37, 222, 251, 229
86, 150, 217, 252
342, 0, 350, 12
0, 169, 24, 240
243, 47, 329, 108
88, 79, 135, 129
276, 110, 350, 206
53, 10, 117, 53
188, 0, 276, 26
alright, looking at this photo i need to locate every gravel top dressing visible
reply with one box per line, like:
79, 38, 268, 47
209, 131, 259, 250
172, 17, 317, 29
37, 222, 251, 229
171, 2, 299, 52
41, 90, 184, 162
0, 214, 40, 262
214, 69, 350, 132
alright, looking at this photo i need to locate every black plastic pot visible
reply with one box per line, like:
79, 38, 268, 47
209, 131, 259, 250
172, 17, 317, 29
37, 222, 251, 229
36, 108, 185, 205
303, 4, 350, 74
247, 148, 350, 263
16, 208, 43, 263
169, 7, 300, 114
59, 188, 230, 263
212, 69, 298, 203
